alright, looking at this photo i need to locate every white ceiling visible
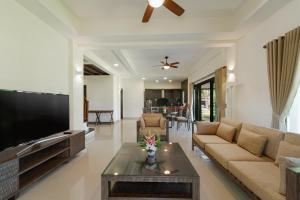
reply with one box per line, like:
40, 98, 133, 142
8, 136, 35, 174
120, 47, 208, 80
16, 0, 293, 81
62, 0, 245, 19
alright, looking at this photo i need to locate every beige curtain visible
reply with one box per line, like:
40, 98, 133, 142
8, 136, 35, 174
266, 27, 300, 129
215, 66, 227, 121
188, 82, 194, 120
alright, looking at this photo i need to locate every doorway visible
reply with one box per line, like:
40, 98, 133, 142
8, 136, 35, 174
83, 85, 88, 122
194, 78, 216, 122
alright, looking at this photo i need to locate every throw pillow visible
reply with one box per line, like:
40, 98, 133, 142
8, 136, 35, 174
275, 141, 300, 165
144, 116, 161, 127
196, 122, 219, 135
237, 130, 267, 156
278, 156, 300, 195
216, 123, 236, 142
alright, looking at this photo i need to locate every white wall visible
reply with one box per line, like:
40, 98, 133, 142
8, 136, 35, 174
0, 1, 85, 130
84, 75, 121, 123
84, 76, 114, 122
0, 0, 69, 94
234, 0, 300, 127
288, 87, 300, 133
226, 45, 237, 119
113, 75, 121, 121
188, 49, 227, 84
187, 49, 227, 111
187, 0, 300, 128
121, 78, 144, 118
144, 81, 182, 89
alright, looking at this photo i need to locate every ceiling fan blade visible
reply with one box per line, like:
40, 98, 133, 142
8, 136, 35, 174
142, 5, 154, 23
161, 61, 165, 65
163, 0, 185, 16
170, 62, 180, 65
170, 65, 178, 68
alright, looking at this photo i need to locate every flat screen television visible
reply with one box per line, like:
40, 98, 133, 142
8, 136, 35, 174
0, 90, 69, 151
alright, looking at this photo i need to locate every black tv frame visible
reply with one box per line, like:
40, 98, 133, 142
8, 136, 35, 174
0, 89, 70, 151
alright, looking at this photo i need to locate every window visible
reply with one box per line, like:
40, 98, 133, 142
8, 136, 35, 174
287, 52, 300, 133
287, 86, 300, 133
193, 78, 216, 122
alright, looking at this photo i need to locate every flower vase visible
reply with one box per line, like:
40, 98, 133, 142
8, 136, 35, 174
147, 151, 156, 165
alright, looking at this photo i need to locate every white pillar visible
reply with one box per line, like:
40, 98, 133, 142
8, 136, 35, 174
226, 44, 237, 119
69, 40, 85, 130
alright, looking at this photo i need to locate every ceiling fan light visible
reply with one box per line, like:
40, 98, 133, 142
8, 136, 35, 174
148, 0, 165, 8
163, 65, 170, 70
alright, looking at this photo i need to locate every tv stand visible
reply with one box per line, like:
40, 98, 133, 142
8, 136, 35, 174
0, 131, 85, 200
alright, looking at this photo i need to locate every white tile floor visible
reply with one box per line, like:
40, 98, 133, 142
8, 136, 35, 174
18, 119, 250, 200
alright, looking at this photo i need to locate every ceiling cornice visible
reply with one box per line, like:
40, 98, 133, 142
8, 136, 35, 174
111, 50, 136, 74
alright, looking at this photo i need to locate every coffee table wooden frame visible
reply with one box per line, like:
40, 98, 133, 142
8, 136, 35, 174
101, 175, 199, 200
101, 143, 200, 200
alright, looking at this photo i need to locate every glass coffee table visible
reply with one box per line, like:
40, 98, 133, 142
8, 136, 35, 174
101, 143, 200, 200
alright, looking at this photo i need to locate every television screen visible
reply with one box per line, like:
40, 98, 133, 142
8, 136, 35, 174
0, 90, 69, 151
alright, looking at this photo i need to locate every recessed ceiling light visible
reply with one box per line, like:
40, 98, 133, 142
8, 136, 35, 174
169, 80, 172, 83
114, 172, 119, 176
155, 80, 159, 83
163, 77, 167, 80
113, 63, 119, 67
141, 77, 146, 80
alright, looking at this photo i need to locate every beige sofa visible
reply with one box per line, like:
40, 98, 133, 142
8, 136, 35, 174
137, 113, 169, 142
192, 118, 300, 200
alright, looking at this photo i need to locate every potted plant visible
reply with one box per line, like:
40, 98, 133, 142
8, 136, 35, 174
139, 134, 161, 164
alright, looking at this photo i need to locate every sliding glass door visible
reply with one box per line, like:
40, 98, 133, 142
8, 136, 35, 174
194, 78, 216, 122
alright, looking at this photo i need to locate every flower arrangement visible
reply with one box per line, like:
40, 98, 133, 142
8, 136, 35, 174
139, 134, 161, 156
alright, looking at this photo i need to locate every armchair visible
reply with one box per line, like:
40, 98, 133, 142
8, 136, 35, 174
137, 113, 169, 142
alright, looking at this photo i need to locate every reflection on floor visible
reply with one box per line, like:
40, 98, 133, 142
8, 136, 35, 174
19, 119, 250, 200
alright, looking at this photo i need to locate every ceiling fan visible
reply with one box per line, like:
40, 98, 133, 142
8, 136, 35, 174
152, 56, 180, 70
142, 0, 185, 23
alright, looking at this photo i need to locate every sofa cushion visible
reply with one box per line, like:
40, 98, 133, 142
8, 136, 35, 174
241, 123, 285, 160
160, 118, 166, 129
237, 130, 267, 156
196, 121, 219, 135
205, 144, 269, 169
139, 127, 166, 136
192, 135, 229, 149
228, 161, 285, 200
221, 118, 242, 142
284, 132, 300, 145
275, 141, 300, 165
216, 123, 236, 142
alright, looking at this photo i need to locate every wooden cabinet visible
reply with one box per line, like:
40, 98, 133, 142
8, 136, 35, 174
0, 131, 85, 200
69, 132, 85, 157
144, 89, 183, 107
